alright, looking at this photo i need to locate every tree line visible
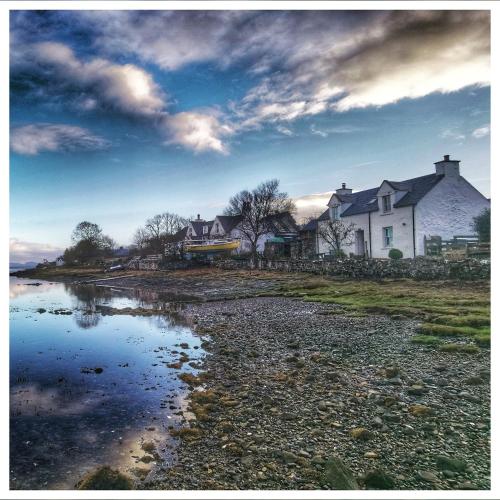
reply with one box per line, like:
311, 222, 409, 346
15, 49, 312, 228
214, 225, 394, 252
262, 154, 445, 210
62, 179, 297, 264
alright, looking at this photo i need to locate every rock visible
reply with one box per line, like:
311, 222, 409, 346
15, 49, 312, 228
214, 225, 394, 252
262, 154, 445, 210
363, 469, 395, 489
417, 470, 439, 483
281, 451, 300, 464
364, 451, 379, 459
458, 480, 478, 490
407, 385, 426, 396
435, 455, 466, 472
409, 404, 432, 416
372, 416, 383, 428
322, 456, 359, 489
350, 428, 372, 440
318, 401, 328, 411
387, 376, 402, 385
76, 466, 133, 490
384, 366, 399, 379
464, 376, 483, 385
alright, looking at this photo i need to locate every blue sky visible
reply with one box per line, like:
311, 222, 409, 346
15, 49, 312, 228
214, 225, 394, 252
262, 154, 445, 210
9, 10, 490, 262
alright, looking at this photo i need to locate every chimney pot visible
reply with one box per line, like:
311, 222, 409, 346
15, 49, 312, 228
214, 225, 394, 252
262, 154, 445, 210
444, 155, 450, 161
197, 214, 200, 220
342, 183, 346, 189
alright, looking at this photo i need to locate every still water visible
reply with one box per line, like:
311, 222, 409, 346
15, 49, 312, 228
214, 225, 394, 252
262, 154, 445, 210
10, 277, 205, 489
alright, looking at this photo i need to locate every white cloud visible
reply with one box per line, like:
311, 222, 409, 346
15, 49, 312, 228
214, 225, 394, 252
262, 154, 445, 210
276, 125, 294, 136
162, 112, 234, 154
472, 124, 490, 139
10, 123, 109, 155
10, 237, 64, 263
440, 128, 466, 142
33, 41, 166, 116
293, 191, 333, 221
10, 11, 491, 154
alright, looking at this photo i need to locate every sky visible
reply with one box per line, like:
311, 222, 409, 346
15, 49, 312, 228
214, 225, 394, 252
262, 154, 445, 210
9, 10, 490, 262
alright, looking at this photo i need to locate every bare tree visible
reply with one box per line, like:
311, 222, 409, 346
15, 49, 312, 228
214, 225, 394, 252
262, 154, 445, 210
224, 179, 295, 261
317, 219, 355, 257
138, 212, 188, 253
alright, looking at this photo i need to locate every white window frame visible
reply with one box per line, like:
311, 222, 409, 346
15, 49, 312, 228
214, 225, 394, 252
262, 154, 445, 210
203, 225, 209, 234
331, 205, 340, 220
383, 226, 393, 247
382, 194, 391, 213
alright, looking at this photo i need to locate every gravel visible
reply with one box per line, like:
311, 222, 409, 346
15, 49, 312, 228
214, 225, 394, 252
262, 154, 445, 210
142, 296, 490, 490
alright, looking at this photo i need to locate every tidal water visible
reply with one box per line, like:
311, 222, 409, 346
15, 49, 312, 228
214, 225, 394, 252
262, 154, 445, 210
9, 277, 205, 489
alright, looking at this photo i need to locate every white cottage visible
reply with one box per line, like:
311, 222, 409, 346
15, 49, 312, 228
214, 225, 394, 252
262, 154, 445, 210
185, 215, 214, 242
316, 155, 490, 258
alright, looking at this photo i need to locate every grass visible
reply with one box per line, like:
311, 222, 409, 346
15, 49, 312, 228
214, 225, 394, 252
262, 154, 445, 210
439, 343, 480, 354
278, 276, 490, 349
411, 335, 442, 345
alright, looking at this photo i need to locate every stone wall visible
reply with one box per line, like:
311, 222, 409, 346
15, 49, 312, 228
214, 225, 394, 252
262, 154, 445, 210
212, 257, 490, 280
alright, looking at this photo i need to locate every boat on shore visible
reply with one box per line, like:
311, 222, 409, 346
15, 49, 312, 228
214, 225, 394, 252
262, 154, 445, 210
184, 239, 240, 253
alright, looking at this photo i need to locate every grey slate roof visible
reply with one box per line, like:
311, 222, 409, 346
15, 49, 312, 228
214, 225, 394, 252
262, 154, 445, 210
392, 174, 444, 207
215, 215, 242, 233
306, 173, 444, 225
191, 220, 214, 236
340, 187, 379, 216
264, 212, 299, 234
300, 218, 319, 232
318, 209, 330, 221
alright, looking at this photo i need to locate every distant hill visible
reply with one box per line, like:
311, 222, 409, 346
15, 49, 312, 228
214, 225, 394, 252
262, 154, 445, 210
9, 261, 38, 269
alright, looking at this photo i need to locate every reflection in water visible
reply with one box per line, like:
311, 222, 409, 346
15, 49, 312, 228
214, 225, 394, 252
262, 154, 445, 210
10, 277, 205, 490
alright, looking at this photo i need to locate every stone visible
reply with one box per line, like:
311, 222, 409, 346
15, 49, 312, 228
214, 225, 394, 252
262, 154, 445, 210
407, 385, 426, 396
458, 481, 478, 490
364, 451, 379, 459
435, 455, 466, 472
409, 404, 432, 416
350, 428, 372, 440
322, 456, 359, 489
464, 376, 483, 385
417, 470, 439, 483
363, 469, 395, 489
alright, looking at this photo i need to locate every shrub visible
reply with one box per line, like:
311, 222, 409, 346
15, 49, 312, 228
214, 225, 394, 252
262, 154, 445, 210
388, 248, 403, 260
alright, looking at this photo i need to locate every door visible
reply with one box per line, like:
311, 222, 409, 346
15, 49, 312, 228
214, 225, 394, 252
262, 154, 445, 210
355, 230, 365, 256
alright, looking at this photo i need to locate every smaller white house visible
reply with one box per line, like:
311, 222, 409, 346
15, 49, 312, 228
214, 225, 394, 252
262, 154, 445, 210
183, 212, 299, 254
316, 155, 490, 258
185, 215, 214, 241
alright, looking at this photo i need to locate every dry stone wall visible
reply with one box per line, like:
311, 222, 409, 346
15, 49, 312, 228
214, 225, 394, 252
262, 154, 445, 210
212, 257, 490, 280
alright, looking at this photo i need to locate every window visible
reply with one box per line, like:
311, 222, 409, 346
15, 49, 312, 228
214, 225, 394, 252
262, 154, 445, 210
203, 225, 208, 234
331, 205, 340, 220
382, 194, 391, 212
383, 226, 393, 247
215, 223, 220, 233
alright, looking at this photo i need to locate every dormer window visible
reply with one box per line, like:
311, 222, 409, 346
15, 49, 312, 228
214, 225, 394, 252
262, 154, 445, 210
203, 225, 208, 234
331, 205, 340, 220
382, 195, 391, 213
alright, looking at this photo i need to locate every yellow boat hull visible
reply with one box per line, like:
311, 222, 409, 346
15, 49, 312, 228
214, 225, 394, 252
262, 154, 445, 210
185, 241, 240, 253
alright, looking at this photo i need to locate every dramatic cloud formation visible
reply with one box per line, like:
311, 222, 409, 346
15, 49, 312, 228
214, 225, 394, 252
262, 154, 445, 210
10, 123, 109, 155
10, 10, 490, 154
19, 41, 167, 116
472, 124, 490, 139
10, 237, 63, 263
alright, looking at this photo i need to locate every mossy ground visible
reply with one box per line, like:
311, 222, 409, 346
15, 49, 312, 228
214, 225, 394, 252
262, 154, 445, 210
275, 277, 490, 350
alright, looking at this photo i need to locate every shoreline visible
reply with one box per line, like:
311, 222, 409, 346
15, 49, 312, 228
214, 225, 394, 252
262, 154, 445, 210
10, 268, 491, 490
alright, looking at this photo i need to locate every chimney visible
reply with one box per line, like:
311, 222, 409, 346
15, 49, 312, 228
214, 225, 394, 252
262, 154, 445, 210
336, 182, 353, 196
435, 154, 460, 177
197, 214, 201, 220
